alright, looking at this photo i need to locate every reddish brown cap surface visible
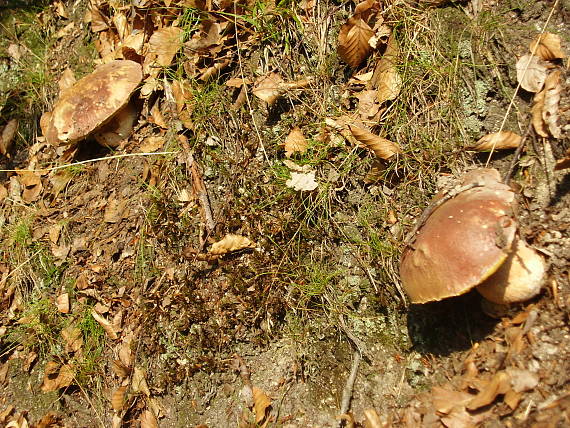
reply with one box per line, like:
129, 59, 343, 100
400, 169, 517, 303
42, 60, 142, 146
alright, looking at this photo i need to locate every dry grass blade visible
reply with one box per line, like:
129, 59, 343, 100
338, 16, 374, 68
472, 131, 522, 151
348, 124, 401, 159
530, 32, 566, 61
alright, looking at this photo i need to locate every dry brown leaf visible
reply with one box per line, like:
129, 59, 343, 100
532, 88, 549, 137
284, 127, 308, 157
348, 125, 401, 159
40, 362, 75, 392
104, 196, 129, 223
472, 131, 522, 151
372, 35, 401, 103
253, 72, 284, 105
338, 16, 375, 67
209, 234, 256, 255
467, 371, 511, 410
112, 360, 131, 378
17, 171, 42, 203
56, 293, 70, 313
364, 159, 385, 183
91, 309, 119, 340
132, 367, 151, 396
530, 32, 566, 61
542, 70, 562, 139
185, 20, 224, 51
148, 27, 183, 67
111, 386, 128, 411
150, 102, 168, 129
431, 386, 473, 414
226, 77, 252, 87
252, 386, 272, 425
516, 54, 547, 93
506, 367, 539, 392
0, 119, 18, 155
357, 90, 382, 121
21, 352, 37, 373
555, 149, 570, 170
139, 136, 165, 153
61, 325, 83, 354
363, 408, 383, 428
285, 171, 318, 191
140, 410, 159, 428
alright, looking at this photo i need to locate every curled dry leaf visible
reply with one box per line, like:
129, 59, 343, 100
338, 16, 375, 67
530, 32, 566, 61
532, 88, 549, 137
41, 362, 75, 392
56, 293, 70, 313
284, 126, 308, 157
209, 234, 256, 255
140, 410, 159, 428
111, 386, 128, 411
286, 171, 318, 191
0, 119, 18, 155
472, 131, 521, 151
555, 149, 570, 170
348, 124, 401, 159
61, 325, 83, 354
252, 386, 272, 425
148, 27, 183, 67
17, 171, 43, 203
371, 35, 401, 104
542, 70, 562, 139
516, 54, 547, 93
91, 309, 119, 340
467, 371, 511, 410
131, 367, 151, 396
253, 72, 284, 105
58, 68, 76, 93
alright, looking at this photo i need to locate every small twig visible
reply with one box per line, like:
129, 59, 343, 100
403, 182, 484, 248
0, 151, 177, 173
187, 152, 216, 232
337, 350, 361, 428
503, 122, 533, 183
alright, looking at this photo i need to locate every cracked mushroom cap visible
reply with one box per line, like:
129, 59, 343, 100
41, 60, 142, 146
400, 168, 518, 304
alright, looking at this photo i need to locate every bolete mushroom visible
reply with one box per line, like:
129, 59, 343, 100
400, 168, 545, 305
41, 60, 142, 147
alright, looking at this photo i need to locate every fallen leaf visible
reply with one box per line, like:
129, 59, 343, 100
148, 27, 183, 67
506, 367, 539, 392
542, 70, 562, 139
58, 68, 76, 93
253, 72, 284, 105
286, 171, 318, 191
226, 77, 252, 87
472, 131, 521, 151
111, 386, 127, 411
56, 293, 70, 313
516, 54, 547, 93
0, 119, 18, 155
185, 20, 224, 51
372, 35, 401, 103
40, 362, 75, 392
252, 386, 272, 425
61, 326, 83, 354
104, 196, 129, 223
357, 89, 382, 121
139, 136, 165, 153
467, 371, 511, 410
348, 125, 401, 159
531, 88, 549, 137
530, 32, 566, 61
112, 360, 131, 378
91, 309, 119, 340
140, 410, 159, 428
363, 408, 383, 428
284, 127, 308, 157
17, 171, 43, 203
431, 386, 473, 414
555, 149, 570, 170
132, 367, 151, 396
209, 234, 256, 255
338, 16, 375, 67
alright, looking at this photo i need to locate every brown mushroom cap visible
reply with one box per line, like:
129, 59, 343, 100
41, 60, 142, 146
400, 168, 517, 304
476, 239, 545, 304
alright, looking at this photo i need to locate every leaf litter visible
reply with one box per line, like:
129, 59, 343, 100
0, 0, 569, 427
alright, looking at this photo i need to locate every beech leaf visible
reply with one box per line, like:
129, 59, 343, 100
284, 127, 308, 157
516, 54, 547, 93
348, 125, 401, 159
140, 410, 159, 428
0, 119, 18, 155
111, 386, 128, 411
286, 171, 318, 191
530, 32, 566, 61
542, 70, 562, 139
41, 362, 75, 392
531, 88, 549, 137
472, 131, 522, 151
252, 386, 272, 424
91, 310, 119, 340
338, 16, 374, 68
209, 234, 255, 255
148, 27, 183, 67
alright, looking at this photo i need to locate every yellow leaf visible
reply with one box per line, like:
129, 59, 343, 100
132, 367, 151, 397
111, 386, 128, 411
338, 16, 374, 67
530, 32, 566, 61
472, 131, 521, 151
348, 125, 401, 159
252, 386, 272, 424
284, 127, 308, 157
209, 234, 255, 255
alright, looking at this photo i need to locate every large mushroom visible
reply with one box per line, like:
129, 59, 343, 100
400, 168, 545, 305
41, 60, 142, 148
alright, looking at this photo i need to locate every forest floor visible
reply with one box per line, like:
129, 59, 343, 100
0, 0, 569, 427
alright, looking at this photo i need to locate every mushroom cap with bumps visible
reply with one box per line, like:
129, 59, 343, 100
41, 60, 142, 146
400, 168, 518, 303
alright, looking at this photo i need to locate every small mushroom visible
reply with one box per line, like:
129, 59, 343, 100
399, 168, 544, 305
41, 60, 142, 147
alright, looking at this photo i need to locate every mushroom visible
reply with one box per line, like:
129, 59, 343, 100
400, 168, 545, 305
41, 60, 142, 147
